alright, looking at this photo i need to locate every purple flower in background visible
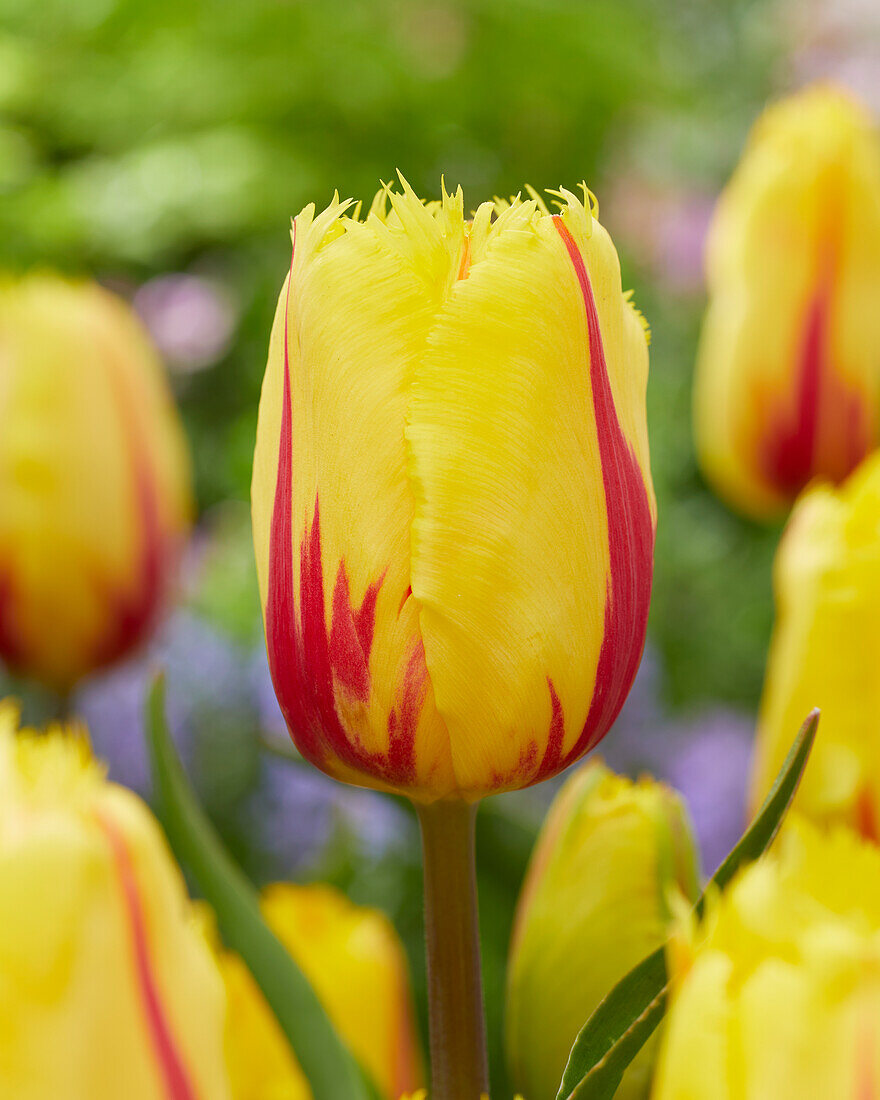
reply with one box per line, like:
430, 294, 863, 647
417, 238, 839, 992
666, 712, 754, 876
134, 273, 236, 372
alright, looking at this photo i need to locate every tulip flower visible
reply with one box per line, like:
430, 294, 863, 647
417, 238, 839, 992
0, 274, 192, 692
750, 452, 880, 837
507, 760, 699, 1100
693, 84, 880, 520
0, 700, 230, 1099
252, 179, 653, 1099
653, 816, 880, 1099
251, 180, 654, 803
216, 883, 421, 1100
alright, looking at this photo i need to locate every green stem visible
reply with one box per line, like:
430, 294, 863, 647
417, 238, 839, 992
417, 800, 489, 1100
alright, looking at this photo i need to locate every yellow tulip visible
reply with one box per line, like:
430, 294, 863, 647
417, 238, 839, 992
653, 816, 880, 1099
0, 274, 192, 690
751, 452, 880, 837
506, 760, 699, 1100
251, 180, 654, 801
0, 700, 230, 1100
694, 84, 880, 520
215, 882, 422, 1100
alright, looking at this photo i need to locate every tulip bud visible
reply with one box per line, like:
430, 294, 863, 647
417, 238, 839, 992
215, 882, 421, 1100
694, 84, 880, 520
653, 816, 880, 1099
751, 452, 880, 837
252, 180, 655, 801
0, 274, 193, 690
0, 700, 230, 1099
506, 760, 699, 1100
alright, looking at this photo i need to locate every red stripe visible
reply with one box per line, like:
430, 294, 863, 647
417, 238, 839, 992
264, 227, 417, 787
92, 443, 167, 669
97, 813, 197, 1100
0, 570, 23, 670
540, 217, 654, 777
761, 281, 870, 496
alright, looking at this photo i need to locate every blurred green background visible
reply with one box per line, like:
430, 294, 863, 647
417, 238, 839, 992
2, 0, 875, 1094
0, 0, 791, 707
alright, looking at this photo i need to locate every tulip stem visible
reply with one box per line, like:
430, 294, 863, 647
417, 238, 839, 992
417, 800, 489, 1100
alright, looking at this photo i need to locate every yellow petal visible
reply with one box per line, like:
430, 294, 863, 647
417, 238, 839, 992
694, 84, 880, 521
506, 760, 698, 1100
0, 275, 192, 689
751, 453, 880, 833
252, 190, 460, 799
408, 195, 654, 794
0, 709, 230, 1100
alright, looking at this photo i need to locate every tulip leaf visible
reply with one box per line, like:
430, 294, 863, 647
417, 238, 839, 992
146, 675, 381, 1100
555, 708, 819, 1100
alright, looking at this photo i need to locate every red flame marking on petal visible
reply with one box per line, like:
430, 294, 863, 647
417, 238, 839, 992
97, 813, 197, 1100
330, 561, 384, 703
92, 447, 168, 670
760, 282, 870, 497
0, 570, 23, 670
386, 639, 428, 779
397, 584, 413, 617
265, 229, 416, 786
856, 788, 879, 845
551, 218, 655, 772
535, 678, 565, 781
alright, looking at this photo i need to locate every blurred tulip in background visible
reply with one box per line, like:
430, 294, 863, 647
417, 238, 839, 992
0, 701, 230, 1099
251, 181, 654, 802
751, 452, 880, 837
0, 275, 192, 692
216, 882, 422, 1100
506, 760, 699, 1100
653, 817, 880, 1099
694, 84, 880, 520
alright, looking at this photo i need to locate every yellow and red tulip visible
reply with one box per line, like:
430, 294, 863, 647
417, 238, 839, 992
506, 760, 699, 1100
216, 882, 421, 1100
0, 701, 230, 1099
251, 180, 654, 801
750, 452, 880, 837
693, 84, 880, 520
0, 274, 192, 691
652, 816, 880, 1099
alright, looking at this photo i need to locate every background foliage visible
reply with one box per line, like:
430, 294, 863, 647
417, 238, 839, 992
1, 0, 866, 1093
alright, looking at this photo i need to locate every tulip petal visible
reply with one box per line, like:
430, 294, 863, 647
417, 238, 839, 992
407, 197, 654, 794
252, 195, 461, 797
694, 86, 880, 519
98, 811, 197, 1100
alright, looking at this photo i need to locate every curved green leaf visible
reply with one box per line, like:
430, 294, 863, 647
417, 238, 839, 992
555, 708, 820, 1100
146, 674, 379, 1100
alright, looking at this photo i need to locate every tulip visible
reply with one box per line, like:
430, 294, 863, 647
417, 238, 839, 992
652, 816, 880, 1099
0, 700, 230, 1099
0, 274, 192, 691
506, 760, 699, 1100
693, 84, 880, 520
750, 452, 880, 837
251, 179, 654, 1099
216, 882, 421, 1100
251, 180, 654, 803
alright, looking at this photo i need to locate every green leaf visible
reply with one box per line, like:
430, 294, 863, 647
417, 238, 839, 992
555, 708, 820, 1100
146, 674, 380, 1100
